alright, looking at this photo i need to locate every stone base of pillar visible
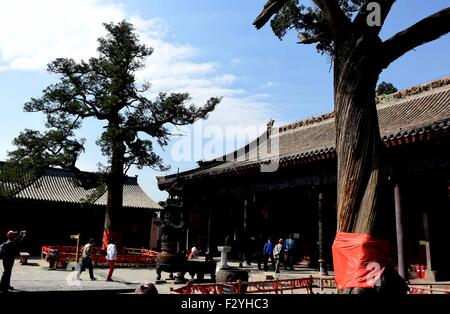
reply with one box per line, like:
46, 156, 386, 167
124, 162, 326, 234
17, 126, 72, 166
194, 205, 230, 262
424, 270, 437, 282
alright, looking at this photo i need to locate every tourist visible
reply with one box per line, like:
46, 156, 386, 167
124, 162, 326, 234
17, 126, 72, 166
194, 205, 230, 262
284, 234, 296, 270
273, 238, 284, 273
262, 238, 275, 271
106, 238, 117, 281
0, 230, 26, 292
76, 238, 97, 281
189, 244, 199, 259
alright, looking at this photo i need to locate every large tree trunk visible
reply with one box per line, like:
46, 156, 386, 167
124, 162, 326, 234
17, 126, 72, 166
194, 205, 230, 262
334, 35, 383, 234
333, 35, 408, 294
103, 138, 125, 250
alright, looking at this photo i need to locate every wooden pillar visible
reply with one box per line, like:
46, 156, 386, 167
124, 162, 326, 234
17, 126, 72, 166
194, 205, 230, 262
207, 205, 212, 253
422, 212, 432, 269
150, 215, 159, 249
394, 184, 406, 279
318, 191, 325, 275
186, 228, 190, 251
243, 198, 247, 231
75, 234, 80, 263
422, 211, 436, 281
241, 197, 248, 266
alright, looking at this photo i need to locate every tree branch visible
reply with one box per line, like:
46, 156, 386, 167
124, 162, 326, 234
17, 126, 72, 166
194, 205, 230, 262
297, 32, 329, 44
123, 161, 136, 175
253, 0, 351, 37
71, 96, 103, 119
253, 0, 289, 29
130, 124, 172, 138
312, 0, 351, 36
381, 7, 450, 69
353, 0, 395, 34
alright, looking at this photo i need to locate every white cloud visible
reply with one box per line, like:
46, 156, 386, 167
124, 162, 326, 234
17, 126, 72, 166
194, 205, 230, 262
0, 0, 275, 119
0, 0, 126, 71
0, 0, 280, 200
250, 93, 271, 99
230, 58, 241, 65
258, 81, 278, 89
213, 74, 237, 85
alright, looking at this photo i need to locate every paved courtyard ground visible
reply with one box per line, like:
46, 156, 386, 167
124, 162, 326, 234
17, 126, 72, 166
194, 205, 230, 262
3, 257, 447, 295
0, 257, 336, 294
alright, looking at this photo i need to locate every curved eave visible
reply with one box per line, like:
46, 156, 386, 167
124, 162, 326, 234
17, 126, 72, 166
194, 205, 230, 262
7, 196, 161, 211
158, 120, 450, 190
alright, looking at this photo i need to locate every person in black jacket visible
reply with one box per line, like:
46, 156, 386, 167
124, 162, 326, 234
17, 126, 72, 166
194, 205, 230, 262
0, 230, 26, 292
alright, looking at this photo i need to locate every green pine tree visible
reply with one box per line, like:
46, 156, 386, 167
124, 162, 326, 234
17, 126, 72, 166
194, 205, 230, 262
6, 20, 221, 244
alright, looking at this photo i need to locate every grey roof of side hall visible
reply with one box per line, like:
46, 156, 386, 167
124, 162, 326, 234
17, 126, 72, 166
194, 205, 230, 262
0, 164, 162, 210
157, 77, 450, 186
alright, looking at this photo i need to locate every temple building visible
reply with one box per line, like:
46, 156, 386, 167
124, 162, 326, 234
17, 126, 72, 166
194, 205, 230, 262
157, 77, 450, 280
0, 163, 162, 254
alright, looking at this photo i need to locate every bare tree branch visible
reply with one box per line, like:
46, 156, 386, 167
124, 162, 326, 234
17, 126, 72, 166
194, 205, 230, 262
253, 0, 288, 29
312, 0, 351, 36
297, 32, 329, 44
123, 161, 136, 175
254, 0, 351, 37
353, 0, 395, 33
381, 7, 450, 69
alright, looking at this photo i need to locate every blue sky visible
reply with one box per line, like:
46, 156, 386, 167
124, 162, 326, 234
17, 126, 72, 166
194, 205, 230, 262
1, 0, 449, 202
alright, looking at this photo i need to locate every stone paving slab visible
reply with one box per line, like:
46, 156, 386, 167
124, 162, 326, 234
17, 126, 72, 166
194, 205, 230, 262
1, 258, 336, 294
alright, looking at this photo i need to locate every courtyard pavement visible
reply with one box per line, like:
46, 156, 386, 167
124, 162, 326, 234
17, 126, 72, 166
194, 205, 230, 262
0, 257, 336, 294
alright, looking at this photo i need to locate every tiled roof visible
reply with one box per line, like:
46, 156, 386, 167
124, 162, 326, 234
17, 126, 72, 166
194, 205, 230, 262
0, 164, 162, 210
94, 183, 161, 209
157, 77, 450, 188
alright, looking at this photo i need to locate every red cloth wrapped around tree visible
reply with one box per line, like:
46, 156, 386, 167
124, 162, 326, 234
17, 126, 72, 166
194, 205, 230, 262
332, 232, 388, 289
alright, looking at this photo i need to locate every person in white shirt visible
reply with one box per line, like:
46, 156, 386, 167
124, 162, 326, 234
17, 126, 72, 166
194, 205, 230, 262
106, 238, 117, 281
189, 245, 199, 259
273, 239, 284, 273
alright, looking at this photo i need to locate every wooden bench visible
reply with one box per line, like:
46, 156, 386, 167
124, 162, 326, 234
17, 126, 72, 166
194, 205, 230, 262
20, 252, 30, 265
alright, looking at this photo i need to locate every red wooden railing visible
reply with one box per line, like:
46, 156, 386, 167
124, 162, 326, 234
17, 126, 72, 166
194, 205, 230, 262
41, 245, 159, 268
170, 275, 450, 295
171, 276, 337, 294
408, 285, 450, 294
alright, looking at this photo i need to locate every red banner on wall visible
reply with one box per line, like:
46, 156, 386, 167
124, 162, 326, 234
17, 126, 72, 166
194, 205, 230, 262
332, 232, 388, 289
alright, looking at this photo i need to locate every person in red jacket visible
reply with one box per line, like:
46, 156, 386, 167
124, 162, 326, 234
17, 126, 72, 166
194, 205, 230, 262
0, 230, 26, 292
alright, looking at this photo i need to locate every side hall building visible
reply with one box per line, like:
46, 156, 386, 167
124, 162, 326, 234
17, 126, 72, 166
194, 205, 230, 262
0, 163, 162, 254
157, 77, 450, 280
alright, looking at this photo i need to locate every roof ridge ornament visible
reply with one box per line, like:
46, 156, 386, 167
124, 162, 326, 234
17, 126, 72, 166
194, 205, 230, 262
267, 119, 275, 136
279, 112, 335, 133
277, 76, 450, 134
377, 76, 450, 104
